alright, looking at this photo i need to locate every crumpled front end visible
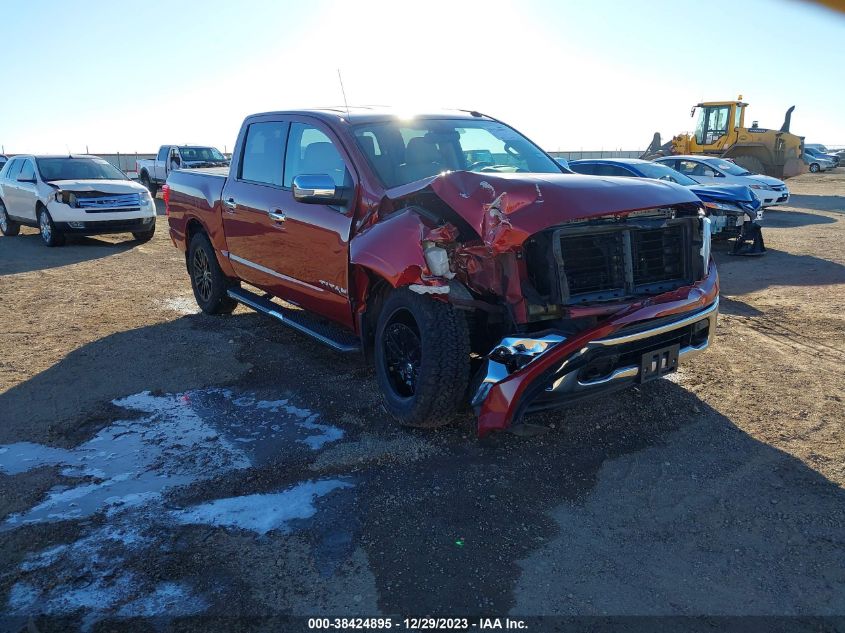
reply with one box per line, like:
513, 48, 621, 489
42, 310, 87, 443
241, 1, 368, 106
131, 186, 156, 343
472, 263, 719, 437
353, 170, 719, 436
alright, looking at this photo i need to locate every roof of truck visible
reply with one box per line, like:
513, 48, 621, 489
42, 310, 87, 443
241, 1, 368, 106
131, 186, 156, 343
247, 106, 497, 124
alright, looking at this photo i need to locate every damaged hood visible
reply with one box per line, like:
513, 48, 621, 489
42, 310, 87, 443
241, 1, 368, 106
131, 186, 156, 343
48, 179, 148, 194
388, 171, 701, 248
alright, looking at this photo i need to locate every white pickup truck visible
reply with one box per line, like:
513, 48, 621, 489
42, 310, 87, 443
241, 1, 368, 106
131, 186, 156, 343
137, 145, 229, 195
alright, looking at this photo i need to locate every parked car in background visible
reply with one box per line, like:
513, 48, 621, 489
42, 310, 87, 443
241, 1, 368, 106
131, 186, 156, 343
137, 145, 229, 196
0, 155, 8, 170
804, 147, 839, 167
569, 158, 765, 254
166, 107, 719, 437
803, 151, 835, 173
805, 144, 830, 153
0, 155, 156, 246
654, 155, 789, 207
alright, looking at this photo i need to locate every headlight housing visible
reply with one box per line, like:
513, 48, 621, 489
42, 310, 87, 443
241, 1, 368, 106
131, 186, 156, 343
699, 209, 712, 268
703, 200, 741, 213
139, 191, 153, 206
748, 184, 769, 190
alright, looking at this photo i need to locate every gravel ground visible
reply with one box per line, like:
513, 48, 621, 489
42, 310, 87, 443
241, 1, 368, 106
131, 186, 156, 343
0, 171, 843, 630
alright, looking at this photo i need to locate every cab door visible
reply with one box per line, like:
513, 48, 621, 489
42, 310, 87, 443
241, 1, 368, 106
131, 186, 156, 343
271, 118, 357, 329
221, 118, 293, 294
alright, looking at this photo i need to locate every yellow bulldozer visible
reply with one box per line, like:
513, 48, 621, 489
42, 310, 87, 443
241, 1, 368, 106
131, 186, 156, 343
641, 96, 806, 179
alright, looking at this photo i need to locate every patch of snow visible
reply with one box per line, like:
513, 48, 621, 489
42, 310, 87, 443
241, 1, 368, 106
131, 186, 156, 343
159, 296, 200, 315
117, 582, 208, 617
172, 479, 352, 535
1, 388, 350, 623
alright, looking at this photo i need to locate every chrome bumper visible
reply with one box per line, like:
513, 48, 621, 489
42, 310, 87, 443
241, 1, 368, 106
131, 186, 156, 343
471, 298, 719, 409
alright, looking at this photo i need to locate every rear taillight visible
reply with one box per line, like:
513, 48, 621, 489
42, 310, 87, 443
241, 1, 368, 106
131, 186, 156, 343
162, 184, 170, 216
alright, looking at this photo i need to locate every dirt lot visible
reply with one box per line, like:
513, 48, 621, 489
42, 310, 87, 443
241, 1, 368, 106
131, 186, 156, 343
1, 171, 844, 630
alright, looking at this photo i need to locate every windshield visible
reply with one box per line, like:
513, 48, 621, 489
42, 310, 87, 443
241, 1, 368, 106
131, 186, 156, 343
706, 159, 750, 176
636, 162, 699, 186
179, 147, 226, 161
36, 157, 128, 182
352, 118, 562, 187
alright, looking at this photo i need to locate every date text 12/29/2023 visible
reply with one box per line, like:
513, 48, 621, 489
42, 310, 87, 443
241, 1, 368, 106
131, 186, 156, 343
307, 617, 528, 630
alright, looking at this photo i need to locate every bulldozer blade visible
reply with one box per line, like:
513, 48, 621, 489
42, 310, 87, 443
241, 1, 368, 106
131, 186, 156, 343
782, 157, 807, 179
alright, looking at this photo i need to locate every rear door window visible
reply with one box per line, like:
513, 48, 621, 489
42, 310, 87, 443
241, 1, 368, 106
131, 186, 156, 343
239, 121, 288, 187
3, 159, 22, 180
570, 162, 598, 175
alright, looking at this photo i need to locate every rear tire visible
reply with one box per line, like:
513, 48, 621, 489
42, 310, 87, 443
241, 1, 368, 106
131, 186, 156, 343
730, 155, 766, 175
38, 207, 65, 247
187, 232, 237, 314
0, 199, 21, 236
374, 288, 470, 428
140, 172, 158, 197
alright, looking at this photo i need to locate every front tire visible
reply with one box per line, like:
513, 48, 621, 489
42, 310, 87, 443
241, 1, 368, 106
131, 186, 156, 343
132, 222, 155, 242
0, 200, 21, 236
38, 207, 65, 247
187, 232, 237, 314
374, 288, 470, 428
809, 163, 820, 173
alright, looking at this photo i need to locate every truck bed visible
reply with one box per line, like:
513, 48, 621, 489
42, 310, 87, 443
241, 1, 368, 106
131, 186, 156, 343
165, 167, 229, 254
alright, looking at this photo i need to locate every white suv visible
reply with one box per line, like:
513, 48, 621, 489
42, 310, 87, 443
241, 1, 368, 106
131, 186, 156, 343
0, 155, 156, 246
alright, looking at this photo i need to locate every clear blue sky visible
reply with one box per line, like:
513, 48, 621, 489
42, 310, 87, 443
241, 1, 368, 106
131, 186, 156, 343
1, 0, 843, 153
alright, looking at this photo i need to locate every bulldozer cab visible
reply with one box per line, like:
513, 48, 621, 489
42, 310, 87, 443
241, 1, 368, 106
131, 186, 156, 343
691, 101, 746, 150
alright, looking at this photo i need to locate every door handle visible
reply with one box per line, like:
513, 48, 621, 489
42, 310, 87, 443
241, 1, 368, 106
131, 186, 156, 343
268, 209, 286, 223
224, 198, 237, 211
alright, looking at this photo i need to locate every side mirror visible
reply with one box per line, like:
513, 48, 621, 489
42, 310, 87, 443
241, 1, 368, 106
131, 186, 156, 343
292, 174, 338, 204
703, 169, 716, 177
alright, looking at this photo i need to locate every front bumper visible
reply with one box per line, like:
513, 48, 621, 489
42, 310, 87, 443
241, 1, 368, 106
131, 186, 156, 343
758, 189, 789, 206
472, 263, 719, 437
55, 217, 155, 235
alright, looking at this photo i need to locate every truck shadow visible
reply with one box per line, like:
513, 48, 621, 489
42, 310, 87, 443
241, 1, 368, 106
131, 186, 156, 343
713, 247, 845, 295
784, 193, 845, 214
0, 231, 138, 277
1, 314, 844, 619
764, 208, 837, 227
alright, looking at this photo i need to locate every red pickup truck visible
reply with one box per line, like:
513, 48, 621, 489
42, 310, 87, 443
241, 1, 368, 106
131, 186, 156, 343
166, 108, 719, 437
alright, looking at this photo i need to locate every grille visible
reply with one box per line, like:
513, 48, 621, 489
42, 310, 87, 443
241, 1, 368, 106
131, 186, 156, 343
76, 193, 141, 212
631, 226, 685, 287
559, 233, 626, 299
552, 220, 694, 304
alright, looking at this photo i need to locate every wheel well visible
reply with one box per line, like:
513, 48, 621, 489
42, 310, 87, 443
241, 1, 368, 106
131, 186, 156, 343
359, 272, 392, 359
184, 219, 206, 268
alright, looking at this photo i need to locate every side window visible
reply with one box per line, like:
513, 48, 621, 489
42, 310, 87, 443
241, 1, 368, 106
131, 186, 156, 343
18, 160, 36, 181
594, 164, 630, 177
284, 122, 350, 189
3, 159, 21, 180
569, 163, 597, 175
676, 160, 698, 176
239, 121, 287, 186
157, 147, 169, 161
